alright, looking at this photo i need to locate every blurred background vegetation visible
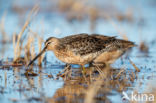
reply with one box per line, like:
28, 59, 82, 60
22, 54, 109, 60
0, 0, 156, 62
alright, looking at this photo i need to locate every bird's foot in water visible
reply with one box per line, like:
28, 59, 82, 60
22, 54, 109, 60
57, 64, 71, 78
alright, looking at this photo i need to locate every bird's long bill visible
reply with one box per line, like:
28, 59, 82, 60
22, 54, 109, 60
27, 46, 47, 67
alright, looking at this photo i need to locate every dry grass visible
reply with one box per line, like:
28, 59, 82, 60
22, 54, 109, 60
0, 12, 8, 43
13, 5, 39, 61
139, 41, 149, 53
129, 59, 140, 72
0, 12, 10, 59
24, 35, 35, 64
12, 5, 46, 67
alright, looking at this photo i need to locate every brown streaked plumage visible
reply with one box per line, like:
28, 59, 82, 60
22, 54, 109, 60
92, 34, 135, 66
27, 33, 135, 67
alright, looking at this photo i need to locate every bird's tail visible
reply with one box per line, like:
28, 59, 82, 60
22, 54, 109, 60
117, 39, 137, 49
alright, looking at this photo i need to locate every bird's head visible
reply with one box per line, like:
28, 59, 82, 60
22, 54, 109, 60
27, 37, 59, 67
45, 37, 59, 50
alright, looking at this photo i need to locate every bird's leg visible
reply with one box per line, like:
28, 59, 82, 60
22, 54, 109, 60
81, 65, 86, 74
57, 63, 71, 77
80, 65, 88, 82
65, 63, 71, 69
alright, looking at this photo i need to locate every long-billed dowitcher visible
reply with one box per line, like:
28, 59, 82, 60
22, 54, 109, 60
27, 33, 135, 69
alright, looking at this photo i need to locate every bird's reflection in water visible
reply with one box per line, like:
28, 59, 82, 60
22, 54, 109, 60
48, 65, 139, 103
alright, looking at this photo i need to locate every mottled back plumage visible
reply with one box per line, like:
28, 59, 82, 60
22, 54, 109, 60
57, 33, 134, 56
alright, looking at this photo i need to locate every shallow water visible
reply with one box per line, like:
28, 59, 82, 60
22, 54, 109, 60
0, 0, 156, 103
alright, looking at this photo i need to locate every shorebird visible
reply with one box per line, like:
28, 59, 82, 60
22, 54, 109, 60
27, 33, 135, 69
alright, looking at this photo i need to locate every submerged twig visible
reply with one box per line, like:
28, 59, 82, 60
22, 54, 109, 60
129, 59, 140, 72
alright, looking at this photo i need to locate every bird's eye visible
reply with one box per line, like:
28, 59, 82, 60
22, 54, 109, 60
47, 42, 51, 45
